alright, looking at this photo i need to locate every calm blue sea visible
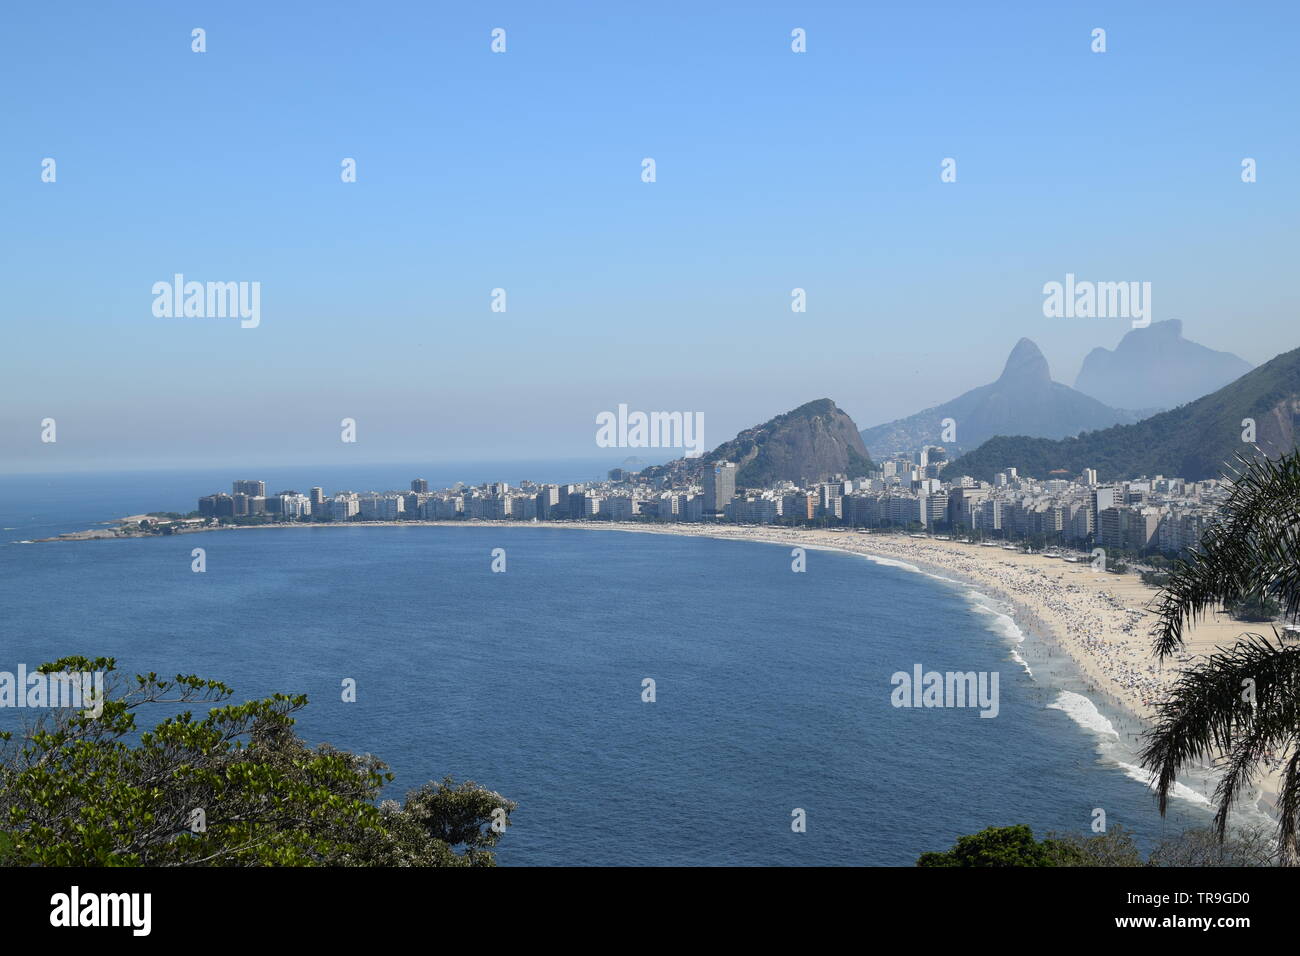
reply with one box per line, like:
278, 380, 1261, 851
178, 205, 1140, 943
0, 466, 1216, 865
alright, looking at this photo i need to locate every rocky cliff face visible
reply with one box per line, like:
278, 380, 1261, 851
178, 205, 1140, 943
1074, 319, 1253, 412
642, 399, 872, 488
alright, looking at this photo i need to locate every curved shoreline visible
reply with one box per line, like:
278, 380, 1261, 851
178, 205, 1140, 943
34, 516, 1279, 822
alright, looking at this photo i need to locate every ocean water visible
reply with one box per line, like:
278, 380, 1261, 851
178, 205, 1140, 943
0, 468, 1216, 865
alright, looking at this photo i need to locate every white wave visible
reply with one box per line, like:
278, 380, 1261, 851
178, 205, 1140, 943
852, 545, 1031, 675
1008, 647, 1032, 676
982, 605, 1025, 643
1048, 690, 1120, 738
852, 548, 969, 591
859, 553, 924, 575
1047, 693, 1215, 811
1115, 760, 1213, 808
846, 543, 1216, 815
960, 591, 1031, 673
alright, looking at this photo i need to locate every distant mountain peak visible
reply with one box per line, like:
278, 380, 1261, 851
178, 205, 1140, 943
786, 398, 838, 418
947, 344, 1300, 482
1074, 321, 1252, 411
998, 338, 1051, 384
859, 338, 1131, 458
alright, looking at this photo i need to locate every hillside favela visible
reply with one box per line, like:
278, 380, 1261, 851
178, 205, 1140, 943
4, 0, 1298, 939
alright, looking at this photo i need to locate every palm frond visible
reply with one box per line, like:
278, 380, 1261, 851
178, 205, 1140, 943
1275, 749, 1300, 866
1149, 452, 1300, 658
1142, 634, 1300, 830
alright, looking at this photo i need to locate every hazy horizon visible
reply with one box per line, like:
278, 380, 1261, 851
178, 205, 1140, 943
3, 1, 1297, 474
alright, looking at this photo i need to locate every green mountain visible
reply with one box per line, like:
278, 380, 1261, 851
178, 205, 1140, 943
642, 399, 873, 487
945, 345, 1300, 482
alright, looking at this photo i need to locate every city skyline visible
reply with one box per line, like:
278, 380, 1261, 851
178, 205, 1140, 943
53, 453, 1225, 564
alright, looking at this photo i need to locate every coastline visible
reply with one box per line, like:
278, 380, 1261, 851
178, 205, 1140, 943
31, 515, 1281, 821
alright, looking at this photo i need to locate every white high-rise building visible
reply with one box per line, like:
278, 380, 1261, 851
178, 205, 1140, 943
330, 495, 360, 520
703, 462, 737, 513
280, 494, 312, 518
359, 495, 405, 519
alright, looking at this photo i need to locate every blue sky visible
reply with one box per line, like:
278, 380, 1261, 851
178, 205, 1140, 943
2, 1, 1297, 472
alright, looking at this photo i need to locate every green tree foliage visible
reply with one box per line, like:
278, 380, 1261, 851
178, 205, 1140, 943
916, 825, 1083, 867
1046, 826, 1142, 866
0, 657, 514, 866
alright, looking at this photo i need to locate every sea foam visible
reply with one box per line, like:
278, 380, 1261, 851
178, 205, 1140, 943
1048, 690, 1119, 738
1115, 760, 1213, 808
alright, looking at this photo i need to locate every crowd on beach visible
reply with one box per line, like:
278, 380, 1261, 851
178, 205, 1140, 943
878, 541, 1176, 710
